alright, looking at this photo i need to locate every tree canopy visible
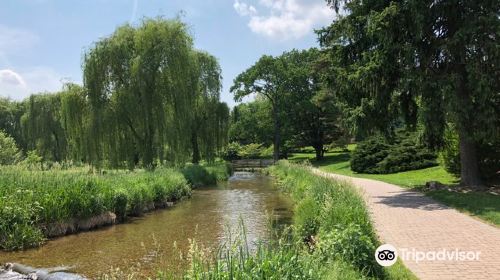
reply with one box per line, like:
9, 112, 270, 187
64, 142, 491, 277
318, 0, 499, 187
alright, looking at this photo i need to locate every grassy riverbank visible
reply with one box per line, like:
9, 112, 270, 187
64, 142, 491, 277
0, 163, 231, 251
181, 161, 416, 280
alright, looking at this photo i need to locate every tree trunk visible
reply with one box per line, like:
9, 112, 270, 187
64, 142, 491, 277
272, 105, 281, 162
455, 60, 482, 188
191, 130, 200, 164
314, 144, 324, 161
458, 126, 482, 188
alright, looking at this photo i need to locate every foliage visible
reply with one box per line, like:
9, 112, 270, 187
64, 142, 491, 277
0, 18, 229, 170
238, 143, 265, 159
229, 99, 273, 146
231, 49, 348, 161
0, 166, 192, 250
269, 161, 381, 277
318, 0, 499, 186
22, 150, 43, 170
222, 142, 242, 160
181, 163, 232, 187
21, 93, 67, 162
315, 224, 376, 272
351, 132, 437, 174
441, 127, 500, 180
190, 52, 230, 163
0, 130, 22, 165
222, 142, 273, 160
231, 55, 288, 162
0, 97, 26, 150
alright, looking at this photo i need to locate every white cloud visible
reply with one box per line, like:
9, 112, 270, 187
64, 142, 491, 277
233, 0, 334, 41
0, 68, 63, 100
234, 0, 258, 16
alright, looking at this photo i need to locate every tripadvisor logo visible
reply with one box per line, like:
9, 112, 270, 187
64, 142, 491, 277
375, 244, 482, 266
375, 244, 398, 267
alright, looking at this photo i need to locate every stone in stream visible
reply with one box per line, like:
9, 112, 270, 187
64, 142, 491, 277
0, 263, 87, 280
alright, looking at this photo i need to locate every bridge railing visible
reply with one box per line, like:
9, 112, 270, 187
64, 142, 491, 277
230, 159, 275, 169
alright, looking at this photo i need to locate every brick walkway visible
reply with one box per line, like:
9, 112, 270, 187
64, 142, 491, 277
313, 169, 500, 280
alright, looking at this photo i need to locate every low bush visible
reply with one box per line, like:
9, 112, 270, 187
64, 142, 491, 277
351, 131, 437, 174
222, 142, 272, 160
181, 162, 232, 187
0, 130, 22, 165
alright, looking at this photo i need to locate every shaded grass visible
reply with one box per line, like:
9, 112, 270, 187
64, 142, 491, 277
426, 190, 500, 226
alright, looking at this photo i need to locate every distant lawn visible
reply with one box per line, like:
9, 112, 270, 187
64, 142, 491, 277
289, 146, 457, 188
289, 147, 500, 226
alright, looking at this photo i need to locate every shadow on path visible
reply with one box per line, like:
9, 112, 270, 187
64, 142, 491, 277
374, 191, 450, 211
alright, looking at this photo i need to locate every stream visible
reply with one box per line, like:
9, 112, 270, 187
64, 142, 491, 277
0, 172, 293, 279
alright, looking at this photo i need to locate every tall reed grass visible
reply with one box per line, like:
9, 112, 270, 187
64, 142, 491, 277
0, 165, 215, 250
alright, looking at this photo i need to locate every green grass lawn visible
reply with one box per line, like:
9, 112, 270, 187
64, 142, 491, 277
289, 146, 500, 226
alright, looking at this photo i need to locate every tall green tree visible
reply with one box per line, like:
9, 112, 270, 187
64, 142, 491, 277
231, 55, 291, 161
60, 83, 90, 163
0, 98, 26, 150
190, 51, 228, 163
280, 49, 345, 160
83, 18, 198, 168
319, 0, 499, 187
229, 98, 273, 146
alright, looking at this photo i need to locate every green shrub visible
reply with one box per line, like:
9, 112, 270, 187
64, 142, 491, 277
222, 142, 241, 160
182, 163, 231, 187
294, 197, 321, 238
351, 132, 437, 174
350, 135, 390, 173
315, 224, 376, 274
0, 130, 21, 165
222, 142, 272, 160
239, 143, 265, 159
0, 193, 45, 250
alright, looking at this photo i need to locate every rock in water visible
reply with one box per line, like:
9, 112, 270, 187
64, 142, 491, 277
1, 263, 86, 280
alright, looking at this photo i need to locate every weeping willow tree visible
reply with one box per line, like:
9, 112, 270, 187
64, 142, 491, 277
60, 83, 90, 163
190, 51, 230, 163
20, 93, 67, 162
82, 18, 228, 169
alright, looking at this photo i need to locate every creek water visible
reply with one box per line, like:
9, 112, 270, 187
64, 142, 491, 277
0, 172, 293, 279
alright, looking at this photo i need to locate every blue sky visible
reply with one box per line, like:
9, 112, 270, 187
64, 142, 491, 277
0, 0, 334, 107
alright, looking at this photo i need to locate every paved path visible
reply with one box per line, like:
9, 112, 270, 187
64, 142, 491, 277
312, 169, 500, 280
